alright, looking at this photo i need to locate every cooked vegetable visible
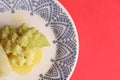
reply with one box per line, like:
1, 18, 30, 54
0, 23, 49, 66
0, 45, 11, 77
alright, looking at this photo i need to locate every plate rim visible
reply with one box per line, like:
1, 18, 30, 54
55, 0, 79, 80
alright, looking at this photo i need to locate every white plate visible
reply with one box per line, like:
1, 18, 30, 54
0, 0, 79, 80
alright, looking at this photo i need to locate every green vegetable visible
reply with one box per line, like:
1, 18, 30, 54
0, 23, 50, 66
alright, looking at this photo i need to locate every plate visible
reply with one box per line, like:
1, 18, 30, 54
0, 0, 79, 80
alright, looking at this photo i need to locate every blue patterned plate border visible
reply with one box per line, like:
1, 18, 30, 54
0, 0, 79, 80
55, 1, 79, 80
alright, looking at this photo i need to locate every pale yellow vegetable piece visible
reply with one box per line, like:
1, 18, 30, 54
0, 45, 11, 77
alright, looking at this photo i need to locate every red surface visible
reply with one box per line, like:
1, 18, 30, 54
59, 0, 120, 80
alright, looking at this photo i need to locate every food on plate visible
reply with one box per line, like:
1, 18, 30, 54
0, 45, 11, 77
12, 49, 42, 74
0, 23, 49, 74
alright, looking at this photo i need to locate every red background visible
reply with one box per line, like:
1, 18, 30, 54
59, 0, 120, 80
